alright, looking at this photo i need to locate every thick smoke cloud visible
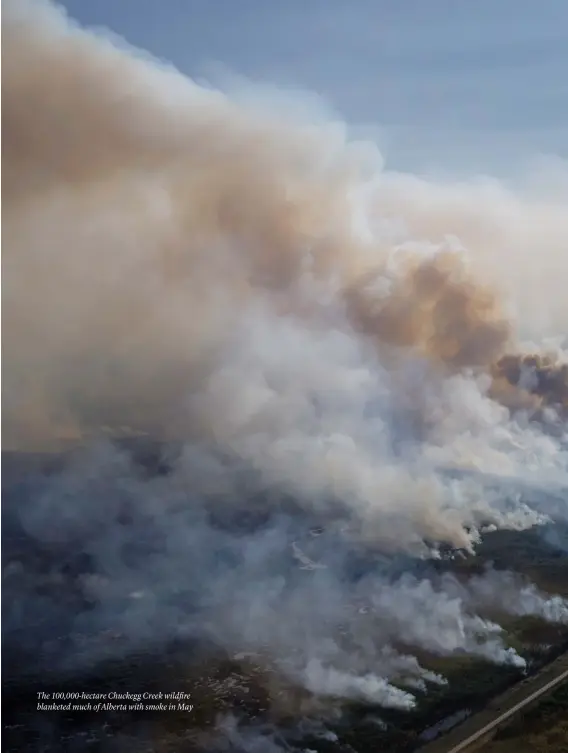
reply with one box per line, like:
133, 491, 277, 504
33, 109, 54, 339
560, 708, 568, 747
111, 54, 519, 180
4, 0, 568, 449
2, 1, 568, 748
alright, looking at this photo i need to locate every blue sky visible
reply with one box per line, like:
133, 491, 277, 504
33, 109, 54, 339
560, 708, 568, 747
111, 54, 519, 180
60, 0, 568, 175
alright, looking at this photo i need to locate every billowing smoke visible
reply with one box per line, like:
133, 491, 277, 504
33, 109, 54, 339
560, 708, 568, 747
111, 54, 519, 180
3, 0, 568, 749
491, 352, 568, 418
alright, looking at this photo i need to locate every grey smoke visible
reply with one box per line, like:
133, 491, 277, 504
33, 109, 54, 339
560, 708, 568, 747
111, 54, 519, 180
2, 3, 568, 749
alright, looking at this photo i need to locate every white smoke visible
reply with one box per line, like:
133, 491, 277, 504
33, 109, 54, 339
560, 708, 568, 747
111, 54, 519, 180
3, 1, 568, 749
441, 569, 568, 624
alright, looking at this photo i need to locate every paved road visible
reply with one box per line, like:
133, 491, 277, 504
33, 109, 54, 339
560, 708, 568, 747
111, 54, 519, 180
444, 667, 568, 753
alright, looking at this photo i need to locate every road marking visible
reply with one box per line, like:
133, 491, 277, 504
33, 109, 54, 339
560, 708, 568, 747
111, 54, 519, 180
443, 667, 568, 753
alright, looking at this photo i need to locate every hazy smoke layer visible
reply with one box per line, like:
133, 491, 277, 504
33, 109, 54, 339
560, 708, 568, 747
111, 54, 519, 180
3, 0, 568, 746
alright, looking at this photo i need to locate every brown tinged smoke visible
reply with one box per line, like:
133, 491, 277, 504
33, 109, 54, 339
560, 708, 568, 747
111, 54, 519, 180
345, 249, 512, 370
2, 0, 567, 451
4, 10, 568, 744
490, 352, 568, 416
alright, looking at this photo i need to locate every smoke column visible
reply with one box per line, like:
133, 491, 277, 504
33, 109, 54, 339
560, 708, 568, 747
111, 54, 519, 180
2, 1, 568, 749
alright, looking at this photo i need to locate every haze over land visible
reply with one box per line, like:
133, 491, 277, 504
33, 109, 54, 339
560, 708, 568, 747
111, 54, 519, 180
2, 1, 568, 750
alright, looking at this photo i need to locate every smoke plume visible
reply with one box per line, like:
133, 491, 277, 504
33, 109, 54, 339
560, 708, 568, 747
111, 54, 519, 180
3, 1, 568, 749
